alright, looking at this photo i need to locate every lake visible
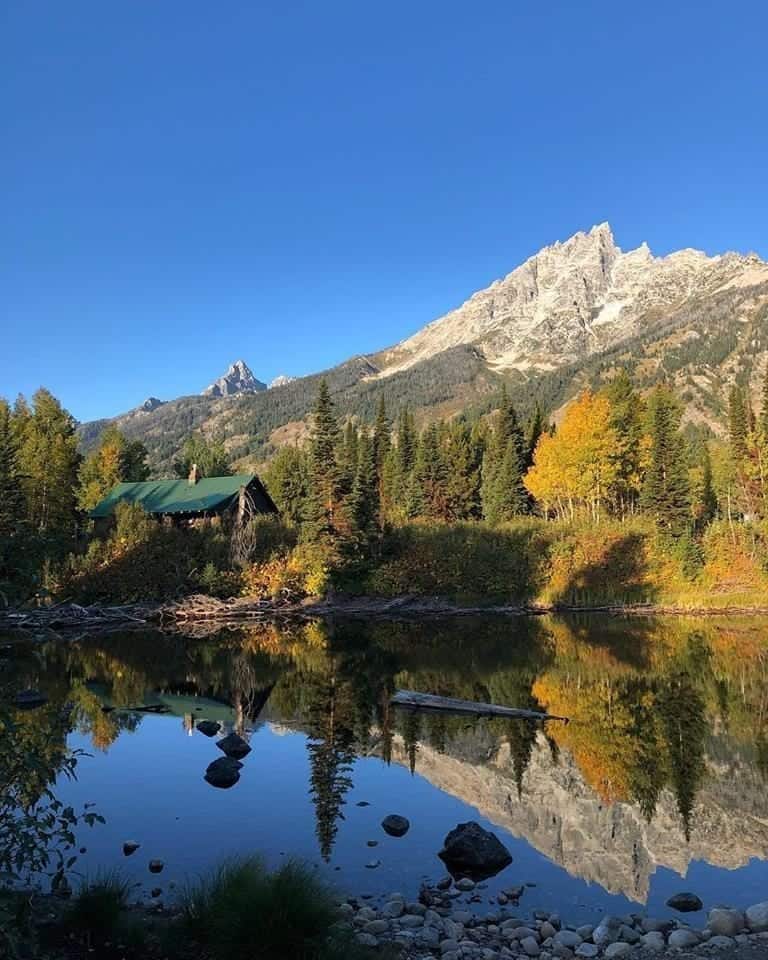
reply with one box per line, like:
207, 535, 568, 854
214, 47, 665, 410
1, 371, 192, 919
3, 614, 768, 925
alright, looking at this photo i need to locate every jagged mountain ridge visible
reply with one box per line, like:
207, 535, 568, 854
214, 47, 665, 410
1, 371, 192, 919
376, 223, 768, 376
78, 224, 768, 474
202, 359, 267, 397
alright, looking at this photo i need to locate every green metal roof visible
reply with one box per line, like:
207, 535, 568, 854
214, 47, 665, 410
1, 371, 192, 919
89, 475, 256, 518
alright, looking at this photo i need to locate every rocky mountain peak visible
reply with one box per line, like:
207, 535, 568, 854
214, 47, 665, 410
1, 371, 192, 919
377, 223, 763, 377
139, 396, 164, 413
202, 360, 267, 398
268, 374, 296, 389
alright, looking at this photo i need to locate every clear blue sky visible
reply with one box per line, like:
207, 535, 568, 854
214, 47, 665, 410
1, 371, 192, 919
3, 1, 767, 422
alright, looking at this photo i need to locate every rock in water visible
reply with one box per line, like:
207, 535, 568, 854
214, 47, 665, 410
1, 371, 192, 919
666, 892, 703, 912
122, 841, 140, 856
437, 821, 512, 880
216, 732, 251, 759
148, 860, 164, 874
13, 689, 47, 710
195, 720, 220, 737
382, 814, 410, 837
204, 756, 243, 789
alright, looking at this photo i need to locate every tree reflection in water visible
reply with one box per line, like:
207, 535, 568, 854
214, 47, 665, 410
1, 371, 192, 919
3, 613, 768, 863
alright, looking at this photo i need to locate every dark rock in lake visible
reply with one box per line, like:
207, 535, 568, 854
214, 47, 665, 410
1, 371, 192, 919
14, 689, 47, 710
216, 732, 251, 759
151, 888, 162, 898
438, 821, 512, 880
123, 841, 140, 856
196, 720, 221, 737
204, 756, 243, 789
666, 892, 703, 913
356, 801, 371, 807
148, 860, 164, 874
382, 814, 410, 837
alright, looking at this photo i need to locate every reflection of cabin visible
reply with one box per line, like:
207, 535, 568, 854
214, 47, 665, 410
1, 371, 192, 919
89, 464, 277, 532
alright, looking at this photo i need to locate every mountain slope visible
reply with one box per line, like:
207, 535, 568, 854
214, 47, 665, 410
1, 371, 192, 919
79, 224, 768, 474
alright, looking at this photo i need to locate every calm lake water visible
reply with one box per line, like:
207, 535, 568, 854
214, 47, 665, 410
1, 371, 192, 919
3, 614, 768, 924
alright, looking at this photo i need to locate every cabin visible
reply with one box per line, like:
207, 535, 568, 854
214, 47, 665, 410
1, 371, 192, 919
89, 464, 277, 532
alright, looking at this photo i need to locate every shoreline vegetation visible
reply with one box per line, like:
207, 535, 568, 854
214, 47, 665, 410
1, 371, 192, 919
4, 372, 768, 620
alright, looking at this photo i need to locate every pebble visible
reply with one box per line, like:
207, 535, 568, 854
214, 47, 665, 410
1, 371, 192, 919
441, 939, 459, 953
553, 931, 582, 949
357, 932, 378, 947
640, 931, 666, 953
383, 900, 404, 918
456, 877, 476, 891
364, 859, 381, 869
364, 919, 389, 935
706, 935, 737, 949
575, 925, 594, 941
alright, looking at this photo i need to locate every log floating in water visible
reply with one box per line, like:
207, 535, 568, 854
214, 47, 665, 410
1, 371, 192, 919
391, 690, 568, 723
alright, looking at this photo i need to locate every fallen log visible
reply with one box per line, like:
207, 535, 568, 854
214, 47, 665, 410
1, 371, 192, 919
391, 689, 568, 723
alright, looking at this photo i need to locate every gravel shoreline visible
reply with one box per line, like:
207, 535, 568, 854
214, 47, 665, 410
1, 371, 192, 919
340, 877, 768, 960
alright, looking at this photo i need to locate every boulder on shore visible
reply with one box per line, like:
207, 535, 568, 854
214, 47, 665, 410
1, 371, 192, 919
437, 821, 512, 880
745, 901, 768, 932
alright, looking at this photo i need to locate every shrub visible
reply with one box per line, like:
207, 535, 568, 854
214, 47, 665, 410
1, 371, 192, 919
241, 542, 334, 601
181, 856, 348, 960
66, 871, 130, 941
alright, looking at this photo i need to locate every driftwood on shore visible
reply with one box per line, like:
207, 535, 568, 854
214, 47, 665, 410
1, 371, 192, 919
391, 689, 569, 723
0, 602, 152, 633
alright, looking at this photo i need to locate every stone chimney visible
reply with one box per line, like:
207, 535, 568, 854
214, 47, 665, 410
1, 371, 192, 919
188, 463, 200, 485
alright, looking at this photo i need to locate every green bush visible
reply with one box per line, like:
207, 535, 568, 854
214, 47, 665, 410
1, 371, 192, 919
181, 856, 361, 960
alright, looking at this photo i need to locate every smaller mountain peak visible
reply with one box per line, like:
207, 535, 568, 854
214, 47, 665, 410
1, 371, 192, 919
268, 374, 295, 389
203, 360, 267, 397
139, 396, 164, 413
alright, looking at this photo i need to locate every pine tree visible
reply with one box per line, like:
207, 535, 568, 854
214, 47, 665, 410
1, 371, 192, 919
173, 433, 230, 478
640, 386, 691, 532
410, 423, 449, 520
728, 384, 749, 463
760, 362, 768, 441
372, 397, 391, 478
443, 421, 481, 520
16, 388, 81, 541
604, 371, 646, 517
481, 387, 529, 524
0, 400, 25, 538
336, 420, 359, 500
347, 429, 379, 546
262, 445, 308, 525
525, 404, 545, 471
305, 379, 342, 543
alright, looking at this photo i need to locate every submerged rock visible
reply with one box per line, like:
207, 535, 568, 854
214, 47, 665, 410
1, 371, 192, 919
216, 732, 251, 759
195, 720, 220, 737
204, 756, 243, 788
122, 841, 140, 857
148, 860, 164, 874
13, 689, 47, 710
382, 814, 410, 837
438, 821, 512, 880
666, 892, 703, 912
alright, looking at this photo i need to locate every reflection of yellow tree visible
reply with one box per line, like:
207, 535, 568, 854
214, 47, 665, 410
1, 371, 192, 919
70, 682, 120, 751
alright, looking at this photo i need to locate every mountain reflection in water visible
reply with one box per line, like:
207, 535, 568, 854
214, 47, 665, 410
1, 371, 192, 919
3, 614, 768, 908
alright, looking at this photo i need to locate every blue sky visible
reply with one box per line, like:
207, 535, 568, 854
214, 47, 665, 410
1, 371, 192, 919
2, 0, 767, 422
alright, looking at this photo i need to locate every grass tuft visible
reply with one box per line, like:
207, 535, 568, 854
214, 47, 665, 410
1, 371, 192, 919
66, 870, 131, 940
180, 856, 371, 960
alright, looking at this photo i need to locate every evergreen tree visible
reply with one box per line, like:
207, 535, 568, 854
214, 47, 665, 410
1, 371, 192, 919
396, 407, 417, 476
305, 379, 343, 543
481, 387, 529, 524
410, 423, 449, 520
604, 371, 646, 517
16, 388, 81, 541
443, 421, 481, 520
336, 420, 359, 500
77, 426, 149, 511
0, 399, 25, 538
760, 363, 768, 441
372, 397, 391, 479
525, 404, 545, 471
262, 445, 308, 525
728, 384, 750, 463
640, 387, 691, 532
347, 429, 380, 546
173, 433, 230, 478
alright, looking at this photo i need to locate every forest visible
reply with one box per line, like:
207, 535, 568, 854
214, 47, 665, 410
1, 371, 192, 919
2, 366, 768, 609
